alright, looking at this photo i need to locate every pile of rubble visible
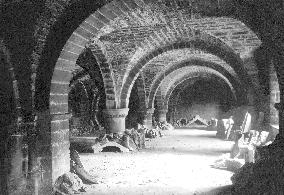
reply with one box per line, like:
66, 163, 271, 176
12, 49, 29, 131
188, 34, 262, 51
144, 122, 174, 139
211, 128, 272, 173
71, 121, 175, 154
175, 115, 209, 127
92, 127, 146, 153
231, 142, 284, 194
156, 121, 174, 131
54, 122, 174, 194
54, 150, 98, 194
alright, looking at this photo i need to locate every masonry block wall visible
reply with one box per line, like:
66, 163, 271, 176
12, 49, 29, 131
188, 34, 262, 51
50, 114, 70, 182
173, 79, 234, 121
0, 0, 282, 194
175, 103, 222, 121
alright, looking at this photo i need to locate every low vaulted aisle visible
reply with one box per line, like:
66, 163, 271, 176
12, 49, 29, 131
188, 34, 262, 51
80, 128, 235, 195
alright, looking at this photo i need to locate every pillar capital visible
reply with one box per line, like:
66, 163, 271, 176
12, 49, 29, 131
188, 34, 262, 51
102, 108, 129, 118
102, 108, 129, 133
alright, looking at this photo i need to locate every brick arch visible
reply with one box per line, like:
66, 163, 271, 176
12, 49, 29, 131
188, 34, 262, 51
164, 74, 237, 110
154, 88, 164, 110
168, 80, 197, 108
33, 0, 145, 184
34, 0, 142, 112
168, 87, 182, 108
88, 42, 117, 109
33, 0, 142, 184
148, 66, 236, 109
120, 31, 251, 108
148, 58, 245, 108
32, 0, 265, 111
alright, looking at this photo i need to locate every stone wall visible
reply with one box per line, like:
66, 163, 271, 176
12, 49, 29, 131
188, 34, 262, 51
175, 102, 222, 122
171, 79, 233, 122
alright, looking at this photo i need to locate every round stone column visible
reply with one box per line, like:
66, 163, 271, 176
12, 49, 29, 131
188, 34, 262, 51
103, 108, 129, 133
143, 108, 155, 129
157, 109, 168, 122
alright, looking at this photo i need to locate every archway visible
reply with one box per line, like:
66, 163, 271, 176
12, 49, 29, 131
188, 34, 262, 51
30, 1, 283, 194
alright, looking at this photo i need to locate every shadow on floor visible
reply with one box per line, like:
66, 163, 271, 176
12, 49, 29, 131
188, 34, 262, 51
199, 185, 234, 195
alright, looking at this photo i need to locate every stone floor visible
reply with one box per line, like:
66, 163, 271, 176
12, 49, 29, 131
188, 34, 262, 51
80, 128, 235, 195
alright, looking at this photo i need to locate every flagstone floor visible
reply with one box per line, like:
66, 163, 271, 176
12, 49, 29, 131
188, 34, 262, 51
80, 128, 235, 195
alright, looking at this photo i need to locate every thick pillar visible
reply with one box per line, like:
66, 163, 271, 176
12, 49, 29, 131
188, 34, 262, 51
102, 108, 129, 133
157, 109, 168, 122
143, 108, 155, 129
32, 111, 71, 195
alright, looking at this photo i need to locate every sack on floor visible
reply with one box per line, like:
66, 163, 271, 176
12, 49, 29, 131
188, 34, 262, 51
145, 129, 157, 138
54, 172, 86, 195
212, 153, 245, 172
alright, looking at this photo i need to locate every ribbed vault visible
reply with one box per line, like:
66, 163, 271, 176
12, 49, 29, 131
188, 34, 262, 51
142, 49, 238, 95
146, 57, 243, 103
120, 30, 255, 108
33, 0, 262, 112
166, 75, 235, 114
164, 75, 237, 110
148, 65, 239, 109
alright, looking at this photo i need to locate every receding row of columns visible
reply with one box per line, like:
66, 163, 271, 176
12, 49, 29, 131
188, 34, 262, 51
103, 107, 168, 133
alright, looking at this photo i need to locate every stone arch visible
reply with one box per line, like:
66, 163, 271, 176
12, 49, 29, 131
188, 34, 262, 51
167, 83, 190, 125
33, 1, 144, 185
154, 88, 164, 110
164, 74, 237, 110
149, 66, 236, 109
32, 0, 268, 111
168, 80, 196, 109
148, 58, 245, 108
88, 43, 117, 109
34, 0, 143, 111
120, 31, 251, 108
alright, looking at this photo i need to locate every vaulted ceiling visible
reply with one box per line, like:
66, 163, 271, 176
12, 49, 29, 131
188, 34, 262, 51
83, 0, 261, 108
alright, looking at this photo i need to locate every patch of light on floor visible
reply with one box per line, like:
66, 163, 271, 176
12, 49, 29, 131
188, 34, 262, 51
80, 129, 234, 195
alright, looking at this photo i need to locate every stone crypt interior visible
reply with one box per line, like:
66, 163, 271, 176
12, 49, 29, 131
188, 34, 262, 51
0, 0, 284, 194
